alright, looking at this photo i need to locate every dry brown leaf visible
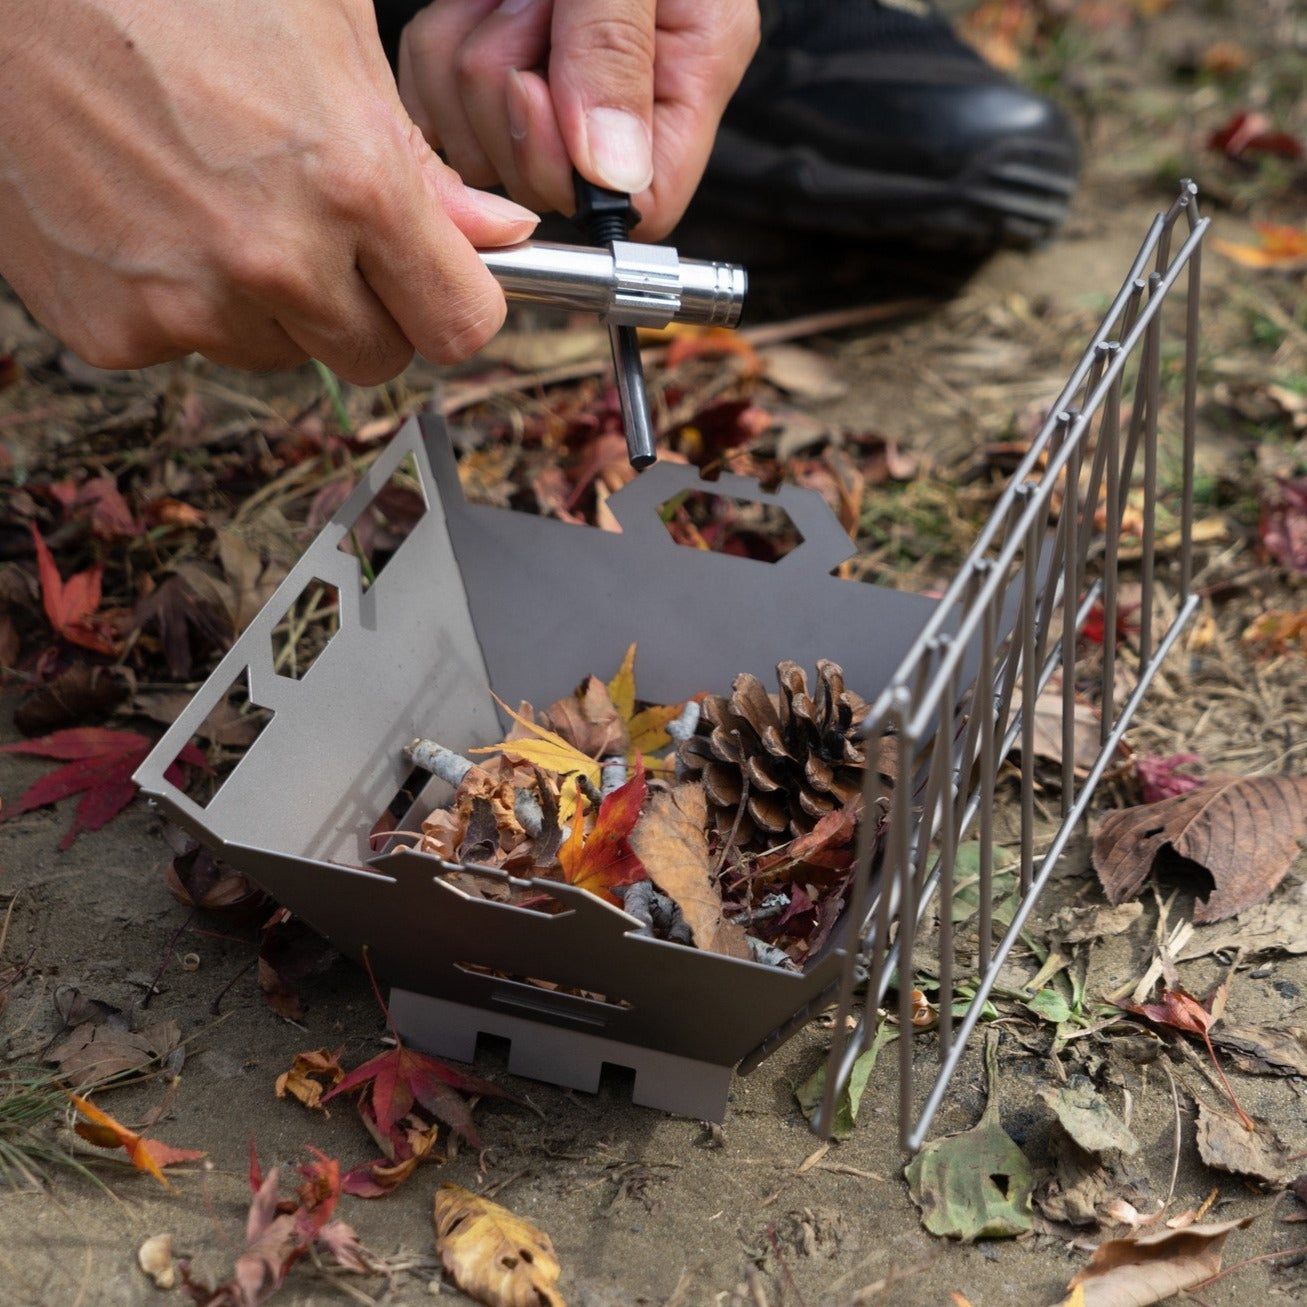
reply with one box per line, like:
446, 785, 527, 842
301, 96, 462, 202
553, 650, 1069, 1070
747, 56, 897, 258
1065, 1216, 1253, 1306
1195, 1100, 1292, 1185
628, 783, 751, 959
1178, 890, 1307, 960
1209, 1022, 1307, 1077
1093, 775, 1307, 922
433, 1182, 565, 1307
759, 344, 849, 402
275, 1048, 345, 1110
48, 1019, 181, 1086
1013, 682, 1121, 777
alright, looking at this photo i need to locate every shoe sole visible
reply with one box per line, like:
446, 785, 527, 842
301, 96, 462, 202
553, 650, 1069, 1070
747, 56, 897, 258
697, 125, 1080, 251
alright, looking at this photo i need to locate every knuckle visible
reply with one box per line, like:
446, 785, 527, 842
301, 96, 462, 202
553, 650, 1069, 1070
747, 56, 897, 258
402, 5, 453, 61
218, 238, 316, 306
454, 35, 499, 90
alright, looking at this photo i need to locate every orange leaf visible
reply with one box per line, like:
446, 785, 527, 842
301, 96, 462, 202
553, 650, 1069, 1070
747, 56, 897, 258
1214, 222, 1307, 270
661, 325, 760, 372
557, 760, 648, 903
67, 1093, 170, 1187
141, 1139, 208, 1169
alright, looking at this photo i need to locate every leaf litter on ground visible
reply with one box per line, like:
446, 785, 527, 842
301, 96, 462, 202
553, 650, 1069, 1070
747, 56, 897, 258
1059, 1216, 1255, 1307
66, 1092, 204, 1187
179, 1145, 371, 1305
795, 1018, 896, 1139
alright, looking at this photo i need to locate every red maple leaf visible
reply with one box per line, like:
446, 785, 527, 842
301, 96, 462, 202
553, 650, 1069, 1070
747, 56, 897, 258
1260, 477, 1307, 573
30, 523, 124, 655
322, 1041, 512, 1153
1207, 110, 1305, 161
558, 759, 648, 903
1118, 984, 1252, 1129
0, 727, 205, 849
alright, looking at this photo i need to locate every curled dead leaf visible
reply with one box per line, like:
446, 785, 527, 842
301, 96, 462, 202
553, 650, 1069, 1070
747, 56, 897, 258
1093, 775, 1307, 922
1064, 1216, 1253, 1306
434, 1182, 565, 1307
275, 1048, 345, 1111
137, 1234, 175, 1290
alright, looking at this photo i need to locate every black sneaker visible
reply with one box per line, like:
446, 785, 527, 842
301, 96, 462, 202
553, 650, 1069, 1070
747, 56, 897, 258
687, 0, 1080, 252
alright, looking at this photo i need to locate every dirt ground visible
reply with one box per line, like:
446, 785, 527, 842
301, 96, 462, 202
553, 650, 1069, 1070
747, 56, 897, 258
3, 3, 1307, 1305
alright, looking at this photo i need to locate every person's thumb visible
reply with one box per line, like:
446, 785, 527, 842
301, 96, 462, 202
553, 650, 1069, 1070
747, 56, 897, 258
548, 0, 656, 196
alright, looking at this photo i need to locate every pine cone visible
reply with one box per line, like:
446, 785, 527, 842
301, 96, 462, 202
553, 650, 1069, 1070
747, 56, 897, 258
680, 660, 882, 849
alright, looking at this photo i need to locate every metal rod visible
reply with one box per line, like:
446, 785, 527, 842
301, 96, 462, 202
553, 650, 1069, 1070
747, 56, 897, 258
478, 240, 747, 328
608, 324, 657, 469
905, 592, 1200, 1151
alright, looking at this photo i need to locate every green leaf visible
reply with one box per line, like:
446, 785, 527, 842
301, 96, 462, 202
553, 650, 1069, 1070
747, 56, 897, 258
795, 1021, 896, 1139
1024, 987, 1074, 1025
950, 840, 1020, 930
904, 1032, 1033, 1241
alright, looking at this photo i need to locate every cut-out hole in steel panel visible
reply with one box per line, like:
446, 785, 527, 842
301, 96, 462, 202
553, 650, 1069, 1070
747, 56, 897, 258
336, 451, 428, 591
659, 490, 804, 562
270, 578, 340, 681
172, 669, 273, 809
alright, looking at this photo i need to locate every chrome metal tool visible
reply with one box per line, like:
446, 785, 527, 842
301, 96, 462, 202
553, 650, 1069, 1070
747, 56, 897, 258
475, 182, 746, 469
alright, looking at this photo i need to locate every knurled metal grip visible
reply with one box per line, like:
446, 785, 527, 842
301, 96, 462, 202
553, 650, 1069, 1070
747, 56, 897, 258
478, 239, 746, 329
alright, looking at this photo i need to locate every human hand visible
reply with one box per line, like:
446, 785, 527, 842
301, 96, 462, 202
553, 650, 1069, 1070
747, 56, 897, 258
396, 0, 760, 239
0, 0, 539, 381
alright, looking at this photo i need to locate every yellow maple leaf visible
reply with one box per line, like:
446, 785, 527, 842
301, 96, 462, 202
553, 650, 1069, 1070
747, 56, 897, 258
468, 696, 600, 826
604, 644, 681, 772
606, 643, 638, 723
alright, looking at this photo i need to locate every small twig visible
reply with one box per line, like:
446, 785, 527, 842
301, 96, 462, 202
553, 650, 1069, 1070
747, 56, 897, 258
1161, 1060, 1182, 1213
209, 957, 257, 1015
405, 739, 476, 789
143, 908, 196, 1009
1189, 1245, 1307, 1291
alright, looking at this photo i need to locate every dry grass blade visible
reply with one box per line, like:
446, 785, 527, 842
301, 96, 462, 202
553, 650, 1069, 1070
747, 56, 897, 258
0, 1065, 105, 1191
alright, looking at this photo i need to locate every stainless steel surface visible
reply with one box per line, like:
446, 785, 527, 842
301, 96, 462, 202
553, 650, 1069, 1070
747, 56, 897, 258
478, 239, 746, 328
134, 418, 945, 1121
608, 323, 656, 468
817, 182, 1208, 1149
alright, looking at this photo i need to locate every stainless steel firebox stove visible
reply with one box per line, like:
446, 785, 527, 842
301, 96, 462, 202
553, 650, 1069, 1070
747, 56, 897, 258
136, 183, 1208, 1150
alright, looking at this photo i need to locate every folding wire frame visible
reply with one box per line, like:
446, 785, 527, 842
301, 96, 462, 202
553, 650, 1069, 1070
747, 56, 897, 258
815, 182, 1209, 1149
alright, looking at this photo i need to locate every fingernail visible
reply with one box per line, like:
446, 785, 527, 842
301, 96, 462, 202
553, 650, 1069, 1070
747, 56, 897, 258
507, 69, 529, 142
465, 187, 539, 228
586, 107, 653, 194
497, 0, 537, 14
